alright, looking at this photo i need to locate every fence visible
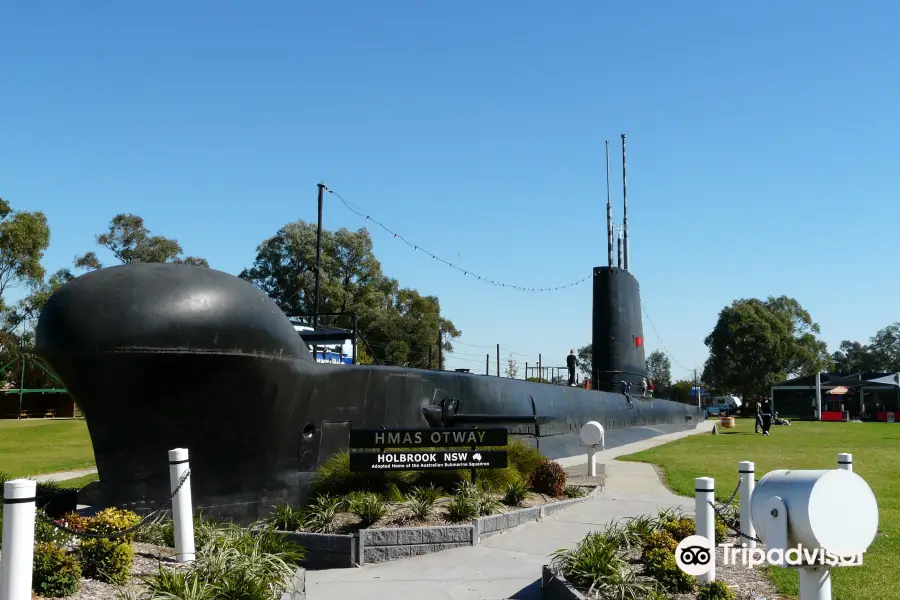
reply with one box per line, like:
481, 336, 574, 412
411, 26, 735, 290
0, 448, 197, 600
698, 452, 863, 600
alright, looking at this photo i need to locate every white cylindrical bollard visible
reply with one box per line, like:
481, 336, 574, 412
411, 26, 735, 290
0, 479, 37, 600
739, 461, 756, 549
695, 477, 715, 584
838, 453, 852, 472
587, 447, 597, 477
798, 566, 832, 600
168, 448, 195, 563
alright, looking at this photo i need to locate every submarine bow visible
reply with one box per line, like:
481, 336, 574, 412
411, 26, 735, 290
36, 263, 702, 521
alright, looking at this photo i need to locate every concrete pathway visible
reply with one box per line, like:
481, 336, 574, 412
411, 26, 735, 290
305, 421, 715, 600
30, 468, 98, 483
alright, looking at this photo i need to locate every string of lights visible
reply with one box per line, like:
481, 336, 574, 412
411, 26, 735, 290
324, 186, 593, 292
641, 303, 692, 372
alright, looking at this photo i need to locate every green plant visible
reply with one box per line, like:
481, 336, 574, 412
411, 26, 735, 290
265, 504, 305, 532
531, 459, 566, 497
468, 467, 520, 492
77, 538, 134, 584
715, 518, 728, 544
698, 580, 737, 600
406, 484, 440, 521
641, 530, 677, 556
302, 495, 343, 533
34, 509, 73, 546
622, 515, 657, 545
506, 439, 545, 482
446, 494, 479, 522
87, 507, 142, 542
502, 480, 529, 506
662, 516, 695, 542
564, 485, 587, 498
383, 482, 405, 502
550, 532, 659, 599
347, 492, 386, 527
32, 543, 81, 597
643, 547, 696, 594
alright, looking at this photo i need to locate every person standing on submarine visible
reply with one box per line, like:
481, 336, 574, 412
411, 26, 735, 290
566, 350, 577, 386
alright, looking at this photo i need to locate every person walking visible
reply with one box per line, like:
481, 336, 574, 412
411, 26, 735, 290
640, 377, 648, 396
648, 380, 655, 397
760, 399, 773, 436
566, 350, 577, 386
755, 399, 764, 433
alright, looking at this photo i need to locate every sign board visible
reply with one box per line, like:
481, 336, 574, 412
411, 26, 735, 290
349, 450, 508, 472
888, 412, 895, 423
349, 427, 508, 449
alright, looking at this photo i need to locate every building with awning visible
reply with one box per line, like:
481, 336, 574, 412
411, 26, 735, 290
770, 372, 900, 421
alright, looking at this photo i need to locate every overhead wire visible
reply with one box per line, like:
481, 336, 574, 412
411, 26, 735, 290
324, 186, 593, 292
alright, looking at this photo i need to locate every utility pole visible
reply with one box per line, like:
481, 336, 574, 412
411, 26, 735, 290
496, 344, 500, 377
313, 183, 325, 329
437, 327, 443, 371
694, 368, 700, 409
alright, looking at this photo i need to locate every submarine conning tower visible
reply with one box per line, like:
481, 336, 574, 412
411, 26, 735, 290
591, 266, 647, 392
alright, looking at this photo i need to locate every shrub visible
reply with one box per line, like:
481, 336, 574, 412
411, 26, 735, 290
551, 532, 659, 598
468, 467, 520, 492
564, 485, 587, 498
302, 495, 343, 533
715, 518, 729, 544
502, 480, 529, 506
87, 507, 142, 542
698, 580, 737, 600
643, 547, 696, 594
59, 511, 92, 533
531, 459, 566, 497
32, 543, 81, 597
77, 538, 134, 584
347, 492, 386, 527
506, 439, 545, 482
265, 504, 305, 532
34, 509, 73, 546
641, 530, 678, 556
662, 517, 695, 542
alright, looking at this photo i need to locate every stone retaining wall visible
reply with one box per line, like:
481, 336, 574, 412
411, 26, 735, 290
541, 564, 586, 600
276, 487, 601, 568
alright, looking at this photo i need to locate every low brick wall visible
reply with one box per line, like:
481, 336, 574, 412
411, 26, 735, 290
278, 487, 601, 568
275, 531, 357, 568
541, 565, 586, 600
360, 525, 473, 564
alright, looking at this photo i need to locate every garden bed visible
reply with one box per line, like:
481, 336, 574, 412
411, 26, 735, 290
543, 507, 784, 600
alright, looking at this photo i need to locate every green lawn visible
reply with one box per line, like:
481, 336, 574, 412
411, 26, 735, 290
619, 418, 898, 600
0, 419, 95, 477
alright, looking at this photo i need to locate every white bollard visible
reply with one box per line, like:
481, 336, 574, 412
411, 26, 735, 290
0, 479, 37, 600
168, 448, 195, 563
587, 446, 598, 477
695, 477, 716, 584
739, 461, 757, 549
838, 453, 852, 472
798, 566, 832, 600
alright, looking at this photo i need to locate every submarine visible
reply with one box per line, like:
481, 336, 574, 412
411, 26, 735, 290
34, 140, 703, 521
35, 262, 701, 521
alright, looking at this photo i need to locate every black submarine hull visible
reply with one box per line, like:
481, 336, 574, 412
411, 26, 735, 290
35, 264, 702, 521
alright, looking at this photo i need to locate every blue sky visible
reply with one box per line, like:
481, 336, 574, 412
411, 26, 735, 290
2, 2, 898, 379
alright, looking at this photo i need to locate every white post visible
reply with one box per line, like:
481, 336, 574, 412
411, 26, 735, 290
168, 448, 195, 563
695, 477, 715, 584
838, 453, 853, 472
738, 461, 756, 549
587, 447, 597, 477
815, 372, 822, 421
0, 479, 37, 600
798, 566, 832, 600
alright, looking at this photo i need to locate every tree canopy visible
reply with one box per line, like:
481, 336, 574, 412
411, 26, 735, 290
832, 323, 900, 374
239, 220, 460, 368
702, 295, 830, 400
645, 350, 672, 395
